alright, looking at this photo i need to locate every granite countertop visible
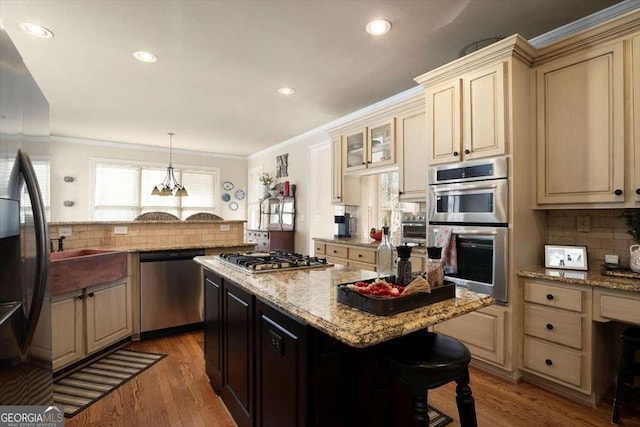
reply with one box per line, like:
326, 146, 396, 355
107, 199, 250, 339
195, 256, 494, 348
313, 237, 427, 255
94, 242, 256, 253
518, 266, 640, 293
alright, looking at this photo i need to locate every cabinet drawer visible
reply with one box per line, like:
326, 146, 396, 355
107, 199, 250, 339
314, 242, 326, 255
348, 248, 376, 264
523, 281, 583, 312
598, 293, 640, 325
523, 337, 582, 387
524, 305, 582, 349
325, 245, 348, 259
348, 260, 376, 272
326, 256, 347, 267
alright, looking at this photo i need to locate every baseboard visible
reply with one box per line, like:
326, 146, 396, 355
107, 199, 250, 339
469, 357, 521, 382
140, 322, 203, 341
519, 371, 597, 407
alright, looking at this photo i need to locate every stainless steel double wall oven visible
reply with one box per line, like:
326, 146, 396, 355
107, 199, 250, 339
428, 156, 509, 303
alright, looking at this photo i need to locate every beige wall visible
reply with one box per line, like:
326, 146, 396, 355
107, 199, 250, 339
49, 139, 248, 222
546, 209, 634, 269
247, 132, 330, 254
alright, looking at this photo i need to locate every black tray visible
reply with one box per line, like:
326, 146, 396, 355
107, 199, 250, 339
336, 277, 456, 316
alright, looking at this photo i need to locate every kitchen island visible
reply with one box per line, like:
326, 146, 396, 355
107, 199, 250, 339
195, 255, 494, 427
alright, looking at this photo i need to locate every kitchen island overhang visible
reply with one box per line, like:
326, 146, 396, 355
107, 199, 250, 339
195, 255, 495, 348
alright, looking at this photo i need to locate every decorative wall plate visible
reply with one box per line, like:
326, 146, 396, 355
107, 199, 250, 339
221, 193, 231, 202
235, 189, 246, 200
223, 181, 234, 190
229, 201, 239, 211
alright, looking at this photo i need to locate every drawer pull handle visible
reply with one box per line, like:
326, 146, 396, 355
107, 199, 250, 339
464, 149, 470, 155
453, 151, 459, 157
358, 254, 363, 258
545, 359, 553, 366
546, 294, 554, 300
546, 323, 554, 330
333, 250, 338, 254
614, 189, 623, 196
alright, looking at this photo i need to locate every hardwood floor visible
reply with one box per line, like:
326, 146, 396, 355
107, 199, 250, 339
65, 331, 640, 427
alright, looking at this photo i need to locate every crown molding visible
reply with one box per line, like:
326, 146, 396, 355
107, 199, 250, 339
248, 85, 423, 159
51, 135, 246, 160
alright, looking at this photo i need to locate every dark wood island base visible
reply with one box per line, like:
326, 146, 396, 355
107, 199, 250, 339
201, 265, 492, 427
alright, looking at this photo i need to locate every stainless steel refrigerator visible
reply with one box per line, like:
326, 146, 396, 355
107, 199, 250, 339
0, 27, 52, 405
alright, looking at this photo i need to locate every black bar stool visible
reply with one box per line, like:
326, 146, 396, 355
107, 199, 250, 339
612, 327, 640, 425
377, 330, 477, 427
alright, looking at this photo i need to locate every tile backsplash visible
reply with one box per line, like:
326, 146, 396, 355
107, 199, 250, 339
547, 209, 634, 269
48, 221, 245, 250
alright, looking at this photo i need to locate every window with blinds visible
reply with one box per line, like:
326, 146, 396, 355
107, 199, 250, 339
93, 160, 219, 220
21, 157, 51, 223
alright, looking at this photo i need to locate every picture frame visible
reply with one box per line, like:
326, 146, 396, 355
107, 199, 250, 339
544, 245, 588, 271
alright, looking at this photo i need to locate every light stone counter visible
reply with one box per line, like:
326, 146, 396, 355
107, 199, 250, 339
95, 242, 255, 253
195, 255, 494, 348
518, 266, 640, 293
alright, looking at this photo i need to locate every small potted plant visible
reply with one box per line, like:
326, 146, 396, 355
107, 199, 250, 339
259, 173, 273, 198
622, 209, 640, 272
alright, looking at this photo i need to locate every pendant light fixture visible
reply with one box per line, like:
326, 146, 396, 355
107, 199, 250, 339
151, 132, 188, 197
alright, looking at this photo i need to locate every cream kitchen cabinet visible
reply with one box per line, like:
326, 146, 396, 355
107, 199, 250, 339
343, 119, 396, 173
85, 278, 132, 354
433, 305, 508, 368
52, 277, 132, 371
397, 105, 428, 200
420, 62, 506, 165
530, 9, 640, 207
520, 279, 593, 394
534, 40, 625, 205
331, 136, 360, 205
314, 240, 377, 271
52, 289, 84, 371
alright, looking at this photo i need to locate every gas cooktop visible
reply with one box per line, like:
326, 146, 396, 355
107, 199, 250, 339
218, 251, 332, 273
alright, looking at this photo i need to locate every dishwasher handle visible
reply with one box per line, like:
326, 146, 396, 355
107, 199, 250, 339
140, 249, 205, 262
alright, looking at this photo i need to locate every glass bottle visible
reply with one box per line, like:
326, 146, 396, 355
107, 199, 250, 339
396, 245, 413, 286
426, 246, 444, 288
377, 226, 394, 279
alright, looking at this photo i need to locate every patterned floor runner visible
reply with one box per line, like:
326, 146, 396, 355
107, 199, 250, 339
53, 349, 166, 417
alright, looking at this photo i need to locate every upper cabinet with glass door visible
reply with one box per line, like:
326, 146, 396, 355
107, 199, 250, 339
343, 119, 396, 173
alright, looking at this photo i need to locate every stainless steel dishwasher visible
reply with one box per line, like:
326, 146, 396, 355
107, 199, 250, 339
140, 249, 205, 336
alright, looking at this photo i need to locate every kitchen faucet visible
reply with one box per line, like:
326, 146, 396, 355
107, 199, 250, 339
50, 236, 65, 252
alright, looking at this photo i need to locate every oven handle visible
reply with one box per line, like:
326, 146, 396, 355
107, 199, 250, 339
430, 179, 506, 193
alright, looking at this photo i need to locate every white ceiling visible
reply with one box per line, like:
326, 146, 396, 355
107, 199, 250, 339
0, 0, 623, 156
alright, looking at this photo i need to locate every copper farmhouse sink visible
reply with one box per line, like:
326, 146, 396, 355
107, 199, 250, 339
50, 249, 127, 295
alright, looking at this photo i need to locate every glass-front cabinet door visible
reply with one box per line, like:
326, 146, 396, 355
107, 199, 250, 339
368, 119, 395, 168
343, 128, 367, 172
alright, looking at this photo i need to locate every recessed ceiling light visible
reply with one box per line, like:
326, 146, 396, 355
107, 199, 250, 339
278, 87, 296, 95
133, 51, 158, 63
365, 19, 391, 36
19, 22, 54, 38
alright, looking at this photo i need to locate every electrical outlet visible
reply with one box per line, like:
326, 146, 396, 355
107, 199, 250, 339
114, 226, 128, 235
576, 216, 590, 232
219, 224, 231, 232
59, 226, 72, 237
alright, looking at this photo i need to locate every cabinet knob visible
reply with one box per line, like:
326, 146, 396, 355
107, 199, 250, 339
636, 188, 640, 195
545, 359, 553, 366
358, 254, 363, 258
88, 292, 95, 298
464, 149, 470, 155
362, 162, 366, 165
614, 189, 623, 196
546, 294, 554, 300
77, 295, 84, 300
453, 151, 459, 157
333, 250, 338, 254
336, 195, 341, 199
546, 323, 554, 330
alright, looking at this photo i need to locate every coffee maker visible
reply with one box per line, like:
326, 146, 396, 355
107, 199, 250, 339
334, 213, 351, 238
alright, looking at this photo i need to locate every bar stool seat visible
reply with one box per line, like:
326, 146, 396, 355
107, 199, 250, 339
612, 327, 640, 425
379, 330, 477, 427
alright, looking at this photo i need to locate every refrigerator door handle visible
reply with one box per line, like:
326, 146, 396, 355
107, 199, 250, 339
18, 150, 50, 353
